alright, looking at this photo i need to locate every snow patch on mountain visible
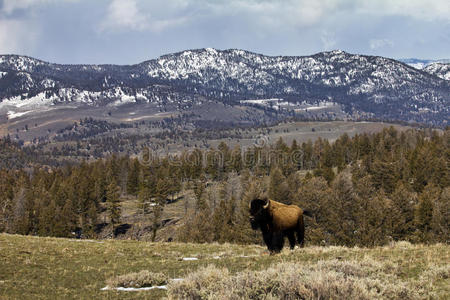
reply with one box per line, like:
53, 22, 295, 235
0, 92, 54, 109
423, 63, 450, 80
7, 111, 32, 119
0, 49, 449, 126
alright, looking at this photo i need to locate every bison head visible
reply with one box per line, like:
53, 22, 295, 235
249, 198, 270, 229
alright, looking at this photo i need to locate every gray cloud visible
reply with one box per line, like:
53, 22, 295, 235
369, 39, 394, 50
0, 0, 448, 63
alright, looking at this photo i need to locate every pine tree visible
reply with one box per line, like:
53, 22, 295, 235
295, 176, 332, 245
11, 187, 30, 235
106, 180, 121, 236
211, 198, 228, 241
431, 187, 449, 242
415, 184, 439, 241
61, 197, 77, 237
370, 157, 397, 194
127, 159, 140, 197
94, 164, 107, 203
329, 171, 359, 246
38, 193, 55, 236
0, 171, 15, 232
302, 140, 314, 169
231, 144, 243, 173
194, 178, 207, 211
314, 166, 335, 184
268, 166, 289, 203
138, 165, 156, 215
151, 178, 169, 242
357, 188, 391, 246
391, 182, 417, 241
218, 141, 231, 175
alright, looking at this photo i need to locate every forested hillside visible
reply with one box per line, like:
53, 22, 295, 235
0, 127, 448, 246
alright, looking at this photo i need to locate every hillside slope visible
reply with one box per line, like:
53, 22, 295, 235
0, 234, 448, 299
1, 49, 449, 126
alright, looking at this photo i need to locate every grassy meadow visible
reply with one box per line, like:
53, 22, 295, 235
0, 233, 448, 299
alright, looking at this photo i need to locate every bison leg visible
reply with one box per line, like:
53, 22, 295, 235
262, 230, 274, 252
296, 217, 305, 248
286, 230, 296, 250
271, 231, 284, 253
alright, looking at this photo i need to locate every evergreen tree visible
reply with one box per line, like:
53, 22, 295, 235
106, 180, 121, 235
295, 176, 332, 245
268, 166, 289, 203
61, 197, 77, 237
231, 144, 243, 173
151, 178, 169, 242
194, 178, 207, 211
431, 187, 449, 242
391, 182, 417, 241
127, 159, 140, 197
11, 186, 30, 235
415, 184, 439, 241
329, 171, 359, 246
138, 165, 156, 215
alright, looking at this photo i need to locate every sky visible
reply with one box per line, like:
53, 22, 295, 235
0, 0, 449, 65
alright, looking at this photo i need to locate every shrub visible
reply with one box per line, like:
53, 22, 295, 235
106, 270, 168, 288
167, 260, 422, 300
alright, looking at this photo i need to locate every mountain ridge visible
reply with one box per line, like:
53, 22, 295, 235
0, 49, 449, 126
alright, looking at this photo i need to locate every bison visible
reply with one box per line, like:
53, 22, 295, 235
249, 197, 311, 254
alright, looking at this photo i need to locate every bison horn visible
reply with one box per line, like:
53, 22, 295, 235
263, 199, 269, 209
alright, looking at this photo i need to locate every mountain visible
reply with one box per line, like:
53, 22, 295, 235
399, 58, 450, 69
423, 63, 450, 81
0, 49, 449, 126
398, 58, 450, 81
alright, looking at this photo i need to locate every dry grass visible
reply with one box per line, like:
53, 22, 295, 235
106, 270, 168, 288
0, 234, 448, 299
167, 258, 441, 299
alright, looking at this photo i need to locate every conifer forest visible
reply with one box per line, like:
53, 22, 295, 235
1, 126, 448, 247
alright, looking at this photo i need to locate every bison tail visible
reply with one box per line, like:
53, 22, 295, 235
303, 210, 313, 217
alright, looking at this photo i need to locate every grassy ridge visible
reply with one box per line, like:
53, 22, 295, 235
0, 234, 448, 299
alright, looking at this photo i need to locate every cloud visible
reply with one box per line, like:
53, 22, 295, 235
1, 0, 77, 15
100, 0, 148, 31
202, 0, 450, 25
356, 0, 450, 22
204, 0, 339, 28
99, 0, 189, 33
0, 0, 51, 54
0, 0, 448, 62
98, 0, 342, 34
1, 0, 42, 15
369, 39, 394, 50
0, 18, 38, 54
321, 31, 337, 50
98, 0, 450, 36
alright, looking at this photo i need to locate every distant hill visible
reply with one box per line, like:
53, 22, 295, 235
423, 63, 450, 81
398, 58, 450, 69
398, 58, 450, 81
1, 49, 449, 126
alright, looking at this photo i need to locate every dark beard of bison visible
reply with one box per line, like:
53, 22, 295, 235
249, 199, 270, 230
249, 208, 271, 230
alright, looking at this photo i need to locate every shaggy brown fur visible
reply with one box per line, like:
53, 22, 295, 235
249, 198, 310, 254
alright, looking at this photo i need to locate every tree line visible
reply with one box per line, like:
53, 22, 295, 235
0, 126, 448, 246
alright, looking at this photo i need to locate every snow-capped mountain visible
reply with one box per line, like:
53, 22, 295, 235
423, 63, 450, 81
398, 58, 450, 81
399, 58, 450, 69
0, 49, 449, 126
